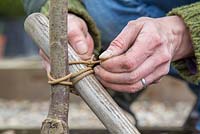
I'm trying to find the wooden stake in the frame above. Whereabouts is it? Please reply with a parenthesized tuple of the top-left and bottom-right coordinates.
(40, 0, 70, 133)
(25, 13, 140, 134)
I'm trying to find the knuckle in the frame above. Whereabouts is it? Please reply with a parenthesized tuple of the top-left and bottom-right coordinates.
(110, 37, 125, 50)
(128, 72, 140, 83)
(129, 85, 140, 92)
(121, 58, 135, 71)
(161, 36, 168, 45)
(127, 19, 143, 28)
(137, 17, 151, 22)
(97, 68, 111, 82)
(127, 20, 136, 26)
(69, 15, 85, 27)
(153, 34, 163, 45)
(102, 74, 110, 82)
(161, 52, 171, 63)
(68, 28, 79, 38)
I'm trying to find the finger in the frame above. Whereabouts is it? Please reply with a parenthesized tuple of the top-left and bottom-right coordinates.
(95, 53, 169, 84)
(94, 65, 131, 84)
(124, 53, 169, 83)
(100, 52, 142, 73)
(79, 32, 94, 60)
(97, 62, 170, 93)
(68, 28, 91, 57)
(39, 49, 51, 73)
(128, 62, 170, 91)
(41, 59, 51, 73)
(96, 76, 141, 93)
(99, 20, 144, 60)
(100, 29, 163, 73)
(39, 49, 49, 62)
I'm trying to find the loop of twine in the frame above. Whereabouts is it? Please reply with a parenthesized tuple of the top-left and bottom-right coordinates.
(47, 55, 101, 87)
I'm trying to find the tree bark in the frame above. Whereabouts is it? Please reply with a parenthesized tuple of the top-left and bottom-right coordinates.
(25, 13, 140, 134)
(40, 0, 70, 134)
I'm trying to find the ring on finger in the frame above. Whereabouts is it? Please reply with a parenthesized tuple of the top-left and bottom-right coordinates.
(141, 78, 147, 89)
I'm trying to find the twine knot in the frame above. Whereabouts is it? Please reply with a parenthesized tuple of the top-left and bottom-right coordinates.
(48, 55, 101, 86)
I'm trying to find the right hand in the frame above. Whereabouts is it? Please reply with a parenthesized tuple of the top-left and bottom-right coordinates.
(40, 13, 94, 73)
(95, 16, 192, 92)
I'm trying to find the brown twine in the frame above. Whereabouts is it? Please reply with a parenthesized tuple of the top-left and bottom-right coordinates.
(47, 55, 101, 86)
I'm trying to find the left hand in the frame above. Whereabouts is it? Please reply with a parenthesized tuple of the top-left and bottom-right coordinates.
(39, 13, 94, 73)
(94, 16, 193, 93)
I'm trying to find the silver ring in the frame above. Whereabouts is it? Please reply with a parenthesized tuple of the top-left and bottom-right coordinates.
(141, 78, 147, 89)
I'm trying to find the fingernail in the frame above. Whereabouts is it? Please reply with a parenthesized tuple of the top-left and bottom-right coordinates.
(99, 50, 113, 60)
(75, 41, 88, 55)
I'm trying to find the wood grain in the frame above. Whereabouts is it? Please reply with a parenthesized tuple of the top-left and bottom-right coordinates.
(24, 13, 140, 134)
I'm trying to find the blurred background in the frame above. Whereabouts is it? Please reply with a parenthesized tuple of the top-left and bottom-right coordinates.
(0, 1, 199, 134)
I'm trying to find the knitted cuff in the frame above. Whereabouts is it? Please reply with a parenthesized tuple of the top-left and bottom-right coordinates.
(168, 2, 200, 84)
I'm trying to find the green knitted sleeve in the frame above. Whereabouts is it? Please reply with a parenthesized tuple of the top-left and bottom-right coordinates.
(168, 2, 200, 84)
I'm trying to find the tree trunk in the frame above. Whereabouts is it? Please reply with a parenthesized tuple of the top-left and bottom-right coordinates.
(40, 0, 70, 134)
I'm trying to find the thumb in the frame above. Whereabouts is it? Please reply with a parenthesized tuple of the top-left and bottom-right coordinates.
(68, 28, 89, 56)
(99, 21, 143, 60)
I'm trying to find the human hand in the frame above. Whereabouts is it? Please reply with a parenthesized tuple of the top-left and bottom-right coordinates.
(68, 13, 94, 60)
(94, 16, 193, 93)
(40, 13, 94, 72)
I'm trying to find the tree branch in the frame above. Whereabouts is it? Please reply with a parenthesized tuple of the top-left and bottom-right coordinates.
(41, 0, 70, 133)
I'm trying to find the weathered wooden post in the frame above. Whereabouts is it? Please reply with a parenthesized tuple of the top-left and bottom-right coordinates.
(40, 0, 70, 133)
(25, 13, 140, 134)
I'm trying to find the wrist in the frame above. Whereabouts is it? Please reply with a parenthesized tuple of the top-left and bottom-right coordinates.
(158, 16, 194, 61)
(167, 16, 194, 61)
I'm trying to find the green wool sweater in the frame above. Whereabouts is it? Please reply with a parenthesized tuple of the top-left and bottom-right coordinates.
(33, 0, 200, 84)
